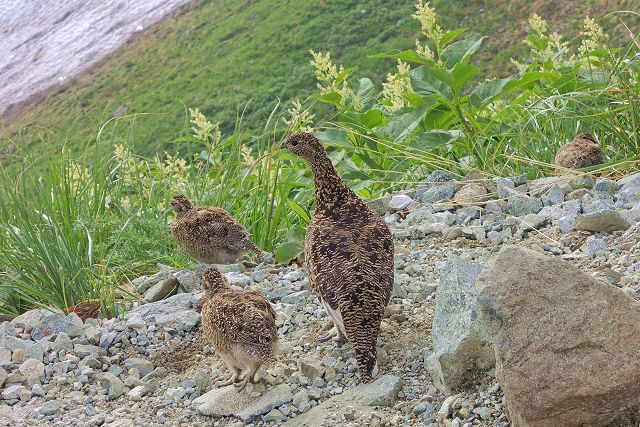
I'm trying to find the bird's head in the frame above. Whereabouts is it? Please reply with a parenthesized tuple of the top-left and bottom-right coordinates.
(201, 267, 229, 296)
(171, 194, 193, 214)
(281, 132, 326, 161)
(576, 133, 598, 145)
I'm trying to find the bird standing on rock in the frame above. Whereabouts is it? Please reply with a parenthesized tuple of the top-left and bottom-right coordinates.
(554, 133, 605, 170)
(200, 267, 277, 391)
(282, 132, 394, 382)
(170, 194, 262, 264)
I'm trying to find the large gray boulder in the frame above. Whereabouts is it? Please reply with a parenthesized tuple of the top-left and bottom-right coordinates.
(193, 383, 292, 421)
(477, 246, 640, 427)
(127, 293, 200, 330)
(425, 256, 494, 393)
(285, 375, 402, 426)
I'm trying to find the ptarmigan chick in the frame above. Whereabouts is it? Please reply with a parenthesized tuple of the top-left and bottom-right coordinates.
(282, 132, 394, 382)
(555, 133, 605, 169)
(200, 267, 277, 391)
(170, 195, 262, 264)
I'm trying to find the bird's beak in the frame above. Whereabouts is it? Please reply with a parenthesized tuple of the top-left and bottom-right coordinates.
(280, 141, 287, 149)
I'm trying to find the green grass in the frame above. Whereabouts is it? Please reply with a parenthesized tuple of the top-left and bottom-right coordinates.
(4, 0, 638, 157)
(1, 1, 638, 316)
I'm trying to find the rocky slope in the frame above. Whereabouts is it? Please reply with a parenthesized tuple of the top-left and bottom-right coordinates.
(0, 171, 639, 426)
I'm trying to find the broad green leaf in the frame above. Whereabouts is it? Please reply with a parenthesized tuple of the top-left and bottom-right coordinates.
(274, 240, 304, 264)
(379, 104, 432, 142)
(341, 109, 385, 129)
(368, 50, 436, 66)
(354, 78, 377, 106)
(286, 198, 311, 224)
(335, 67, 357, 85)
(407, 130, 461, 152)
(316, 128, 348, 147)
(440, 35, 485, 69)
(503, 71, 544, 91)
(439, 29, 467, 48)
(409, 66, 454, 100)
(315, 91, 342, 106)
(451, 63, 480, 92)
(470, 77, 514, 107)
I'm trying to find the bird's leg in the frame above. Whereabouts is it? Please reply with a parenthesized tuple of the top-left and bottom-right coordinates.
(216, 362, 241, 387)
(216, 367, 241, 387)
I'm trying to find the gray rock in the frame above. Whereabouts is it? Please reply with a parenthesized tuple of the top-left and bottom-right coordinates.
(582, 197, 615, 214)
(31, 313, 82, 341)
(0, 367, 7, 387)
(11, 309, 49, 332)
(594, 178, 618, 194)
(506, 190, 543, 217)
(283, 270, 304, 282)
(127, 293, 199, 328)
(298, 359, 324, 379)
(581, 236, 609, 255)
(519, 213, 545, 230)
(98, 373, 126, 400)
(38, 399, 61, 416)
(25, 341, 45, 362)
(135, 271, 173, 294)
(225, 272, 253, 288)
(615, 173, 640, 208)
(416, 171, 455, 196)
(99, 330, 119, 349)
(263, 408, 287, 422)
(389, 194, 413, 210)
(454, 184, 487, 205)
(558, 199, 583, 233)
(573, 210, 631, 232)
(143, 277, 179, 303)
(426, 257, 494, 393)
(0, 322, 16, 338)
(281, 290, 310, 305)
(31, 383, 44, 397)
(420, 181, 456, 204)
(194, 368, 211, 394)
(285, 375, 402, 426)
(495, 178, 516, 199)
(52, 332, 73, 351)
(2, 384, 24, 400)
(124, 357, 154, 377)
(193, 383, 293, 421)
(487, 231, 503, 246)
(176, 311, 201, 332)
(74, 344, 106, 359)
(18, 359, 45, 385)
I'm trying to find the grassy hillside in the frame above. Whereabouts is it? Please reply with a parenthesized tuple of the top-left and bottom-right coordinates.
(3, 0, 638, 156)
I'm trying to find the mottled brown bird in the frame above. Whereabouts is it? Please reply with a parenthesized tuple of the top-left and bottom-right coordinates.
(282, 132, 394, 382)
(555, 133, 605, 169)
(200, 267, 277, 391)
(170, 195, 262, 264)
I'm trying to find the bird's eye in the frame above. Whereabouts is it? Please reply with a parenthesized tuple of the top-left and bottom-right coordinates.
(291, 140, 298, 147)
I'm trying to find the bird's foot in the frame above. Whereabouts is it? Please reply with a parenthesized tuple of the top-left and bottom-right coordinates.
(216, 375, 241, 388)
(234, 375, 251, 392)
(317, 326, 347, 344)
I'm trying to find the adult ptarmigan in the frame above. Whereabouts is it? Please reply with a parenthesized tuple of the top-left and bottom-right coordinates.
(282, 132, 394, 382)
(555, 133, 605, 169)
(170, 194, 262, 264)
(200, 267, 277, 391)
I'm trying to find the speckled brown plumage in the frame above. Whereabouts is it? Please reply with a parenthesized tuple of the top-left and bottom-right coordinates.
(170, 195, 262, 264)
(282, 132, 394, 382)
(200, 267, 277, 391)
(555, 133, 605, 169)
